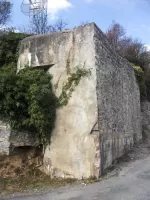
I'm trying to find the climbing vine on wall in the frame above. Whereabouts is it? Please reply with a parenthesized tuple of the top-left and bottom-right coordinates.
(0, 29, 91, 147)
(58, 68, 91, 107)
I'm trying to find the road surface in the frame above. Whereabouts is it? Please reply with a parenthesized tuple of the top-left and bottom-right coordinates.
(2, 153, 150, 200)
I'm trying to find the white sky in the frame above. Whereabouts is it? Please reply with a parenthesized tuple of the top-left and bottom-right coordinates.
(47, 0, 72, 18)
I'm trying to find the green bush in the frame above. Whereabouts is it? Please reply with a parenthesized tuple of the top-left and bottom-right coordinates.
(0, 31, 30, 67)
(131, 63, 146, 99)
(0, 64, 57, 145)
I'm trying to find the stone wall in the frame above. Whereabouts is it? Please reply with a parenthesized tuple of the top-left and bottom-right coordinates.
(94, 24, 142, 172)
(17, 23, 142, 178)
(0, 120, 39, 155)
(0, 121, 10, 155)
(141, 100, 150, 139)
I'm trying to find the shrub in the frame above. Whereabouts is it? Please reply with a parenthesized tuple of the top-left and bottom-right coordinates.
(0, 64, 57, 145)
(131, 63, 146, 99)
(0, 31, 30, 67)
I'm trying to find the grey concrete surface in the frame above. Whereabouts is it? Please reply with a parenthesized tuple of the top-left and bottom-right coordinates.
(0, 120, 39, 156)
(2, 153, 150, 200)
(17, 23, 141, 179)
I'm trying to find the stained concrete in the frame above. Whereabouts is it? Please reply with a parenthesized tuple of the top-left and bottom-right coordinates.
(0, 120, 39, 155)
(18, 23, 99, 179)
(0, 121, 10, 155)
(17, 23, 142, 179)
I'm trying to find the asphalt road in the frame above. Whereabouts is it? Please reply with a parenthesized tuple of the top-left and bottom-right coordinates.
(2, 154, 150, 200)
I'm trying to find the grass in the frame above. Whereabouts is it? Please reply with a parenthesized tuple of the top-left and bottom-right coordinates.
(0, 168, 77, 197)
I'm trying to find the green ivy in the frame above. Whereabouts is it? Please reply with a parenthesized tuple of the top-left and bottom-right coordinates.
(131, 63, 147, 99)
(58, 68, 91, 107)
(0, 31, 30, 67)
(0, 31, 90, 146)
(0, 64, 57, 146)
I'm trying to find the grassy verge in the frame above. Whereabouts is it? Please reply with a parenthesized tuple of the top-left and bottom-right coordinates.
(0, 168, 77, 197)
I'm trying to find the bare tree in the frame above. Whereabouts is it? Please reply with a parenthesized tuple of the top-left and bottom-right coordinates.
(17, 25, 32, 34)
(52, 19, 68, 32)
(106, 21, 126, 51)
(30, 10, 68, 35)
(0, 0, 12, 28)
(123, 38, 146, 65)
(30, 11, 49, 34)
(106, 21, 149, 68)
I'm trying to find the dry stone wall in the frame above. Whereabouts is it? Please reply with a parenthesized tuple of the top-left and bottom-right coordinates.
(94, 24, 142, 171)
(141, 100, 150, 139)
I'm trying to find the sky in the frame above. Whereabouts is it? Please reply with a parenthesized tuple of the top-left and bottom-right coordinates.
(10, 0, 150, 48)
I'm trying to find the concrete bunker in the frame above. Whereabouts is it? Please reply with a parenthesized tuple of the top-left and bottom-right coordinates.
(0, 121, 42, 156)
(17, 23, 142, 179)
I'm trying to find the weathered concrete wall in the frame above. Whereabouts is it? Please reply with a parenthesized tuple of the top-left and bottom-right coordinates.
(94, 24, 142, 172)
(17, 23, 142, 178)
(0, 120, 39, 155)
(18, 24, 100, 179)
(0, 121, 10, 155)
(9, 130, 38, 147)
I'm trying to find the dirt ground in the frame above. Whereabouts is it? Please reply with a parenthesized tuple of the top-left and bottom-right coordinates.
(0, 148, 76, 197)
(1, 138, 150, 198)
